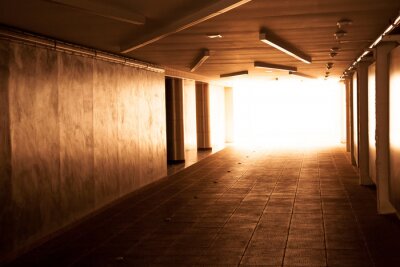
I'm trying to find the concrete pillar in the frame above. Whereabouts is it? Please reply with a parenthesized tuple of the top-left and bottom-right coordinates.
(345, 78, 351, 152)
(165, 77, 185, 163)
(196, 81, 212, 150)
(375, 42, 397, 214)
(357, 60, 374, 185)
(348, 74, 357, 165)
(224, 87, 234, 143)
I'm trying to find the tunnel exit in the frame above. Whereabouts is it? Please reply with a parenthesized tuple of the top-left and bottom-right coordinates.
(230, 78, 345, 148)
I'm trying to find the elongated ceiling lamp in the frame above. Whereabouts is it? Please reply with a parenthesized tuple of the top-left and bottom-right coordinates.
(191, 49, 210, 72)
(254, 61, 297, 72)
(289, 71, 316, 79)
(259, 32, 312, 64)
(220, 70, 248, 78)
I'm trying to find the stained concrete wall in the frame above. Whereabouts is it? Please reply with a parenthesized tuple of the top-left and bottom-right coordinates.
(0, 40, 167, 260)
(389, 46, 400, 212)
(368, 63, 377, 184)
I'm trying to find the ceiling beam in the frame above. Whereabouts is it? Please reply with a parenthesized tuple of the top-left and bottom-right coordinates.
(47, 0, 145, 25)
(120, 0, 253, 53)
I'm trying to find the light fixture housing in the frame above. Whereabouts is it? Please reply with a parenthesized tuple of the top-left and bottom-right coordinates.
(337, 18, 353, 28)
(207, 34, 222, 39)
(259, 32, 312, 64)
(334, 29, 347, 39)
(190, 49, 210, 72)
(220, 70, 248, 78)
(254, 61, 297, 72)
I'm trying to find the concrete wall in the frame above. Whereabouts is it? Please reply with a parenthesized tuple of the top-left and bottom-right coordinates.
(183, 79, 197, 150)
(353, 74, 359, 166)
(209, 84, 226, 147)
(0, 40, 167, 259)
(389, 46, 400, 211)
(368, 63, 377, 184)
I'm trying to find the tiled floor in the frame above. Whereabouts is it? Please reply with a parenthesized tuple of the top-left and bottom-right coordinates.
(8, 145, 400, 266)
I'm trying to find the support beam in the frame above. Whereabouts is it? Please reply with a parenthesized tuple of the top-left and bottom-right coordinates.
(120, 0, 252, 53)
(224, 87, 234, 143)
(345, 77, 351, 152)
(47, 0, 145, 25)
(165, 78, 185, 163)
(196, 82, 212, 150)
(357, 60, 374, 185)
(375, 42, 397, 214)
(348, 74, 357, 165)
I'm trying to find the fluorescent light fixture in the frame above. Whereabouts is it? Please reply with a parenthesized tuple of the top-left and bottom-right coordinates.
(369, 35, 382, 48)
(259, 32, 312, 64)
(395, 14, 400, 25)
(383, 24, 395, 35)
(190, 49, 210, 72)
(334, 29, 347, 39)
(207, 34, 222, 38)
(337, 18, 353, 28)
(288, 71, 315, 79)
(254, 61, 297, 72)
(220, 70, 248, 78)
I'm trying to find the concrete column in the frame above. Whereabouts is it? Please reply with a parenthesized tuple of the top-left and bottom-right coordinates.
(357, 60, 374, 185)
(348, 74, 357, 165)
(224, 87, 234, 143)
(345, 78, 351, 152)
(375, 42, 397, 214)
(196, 81, 212, 150)
(165, 77, 185, 163)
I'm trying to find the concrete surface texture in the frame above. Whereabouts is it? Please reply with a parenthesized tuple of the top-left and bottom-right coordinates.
(6, 146, 400, 266)
(389, 46, 400, 212)
(0, 40, 167, 259)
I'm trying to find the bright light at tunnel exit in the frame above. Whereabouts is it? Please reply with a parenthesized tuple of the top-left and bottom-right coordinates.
(231, 78, 345, 149)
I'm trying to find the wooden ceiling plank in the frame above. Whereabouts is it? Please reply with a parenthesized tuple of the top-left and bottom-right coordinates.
(120, 0, 253, 53)
(47, 0, 145, 25)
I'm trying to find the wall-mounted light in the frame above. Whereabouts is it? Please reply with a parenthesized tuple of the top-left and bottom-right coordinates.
(190, 49, 210, 72)
(220, 70, 248, 78)
(330, 51, 338, 58)
(326, 62, 334, 69)
(254, 61, 297, 72)
(337, 18, 353, 28)
(259, 32, 312, 64)
(334, 29, 347, 39)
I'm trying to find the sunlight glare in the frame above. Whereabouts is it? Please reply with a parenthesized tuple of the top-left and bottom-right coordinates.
(232, 77, 344, 149)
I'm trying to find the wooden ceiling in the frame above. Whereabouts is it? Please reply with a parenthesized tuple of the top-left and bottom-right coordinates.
(1, 0, 399, 80)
